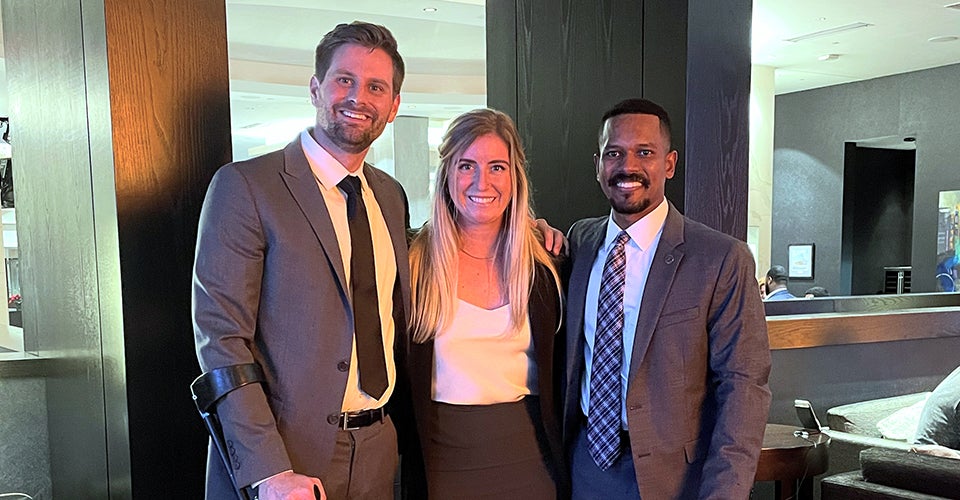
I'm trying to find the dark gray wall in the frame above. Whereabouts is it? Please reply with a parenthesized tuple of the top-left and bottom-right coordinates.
(773, 63, 960, 295)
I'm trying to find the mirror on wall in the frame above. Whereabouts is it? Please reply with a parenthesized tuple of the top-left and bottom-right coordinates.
(749, 0, 960, 311)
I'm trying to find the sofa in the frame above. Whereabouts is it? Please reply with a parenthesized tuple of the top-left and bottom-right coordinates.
(821, 447, 960, 499)
(821, 392, 929, 475)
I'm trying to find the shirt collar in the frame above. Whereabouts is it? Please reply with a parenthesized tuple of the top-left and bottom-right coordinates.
(604, 197, 669, 252)
(300, 128, 364, 190)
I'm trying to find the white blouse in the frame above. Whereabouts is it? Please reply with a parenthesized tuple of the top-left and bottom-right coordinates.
(432, 300, 538, 404)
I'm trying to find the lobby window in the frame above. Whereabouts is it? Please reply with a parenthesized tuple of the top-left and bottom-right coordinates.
(225, 1, 487, 227)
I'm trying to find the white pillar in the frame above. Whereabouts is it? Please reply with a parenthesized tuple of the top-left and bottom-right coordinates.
(749, 65, 775, 280)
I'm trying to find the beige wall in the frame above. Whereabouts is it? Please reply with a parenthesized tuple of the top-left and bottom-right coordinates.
(749, 64, 775, 280)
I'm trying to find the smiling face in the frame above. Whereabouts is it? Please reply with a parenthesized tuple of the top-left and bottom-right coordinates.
(309, 43, 400, 167)
(449, 133, 513, 232)
(596, 113, 677, 228)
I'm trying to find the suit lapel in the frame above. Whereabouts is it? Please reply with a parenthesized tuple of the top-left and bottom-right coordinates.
(565, 219, 606, 409)
(627, 204, 685, 380)
(278, 140, 349, 293)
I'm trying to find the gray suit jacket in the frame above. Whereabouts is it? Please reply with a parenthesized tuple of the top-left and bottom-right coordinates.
(562, 203, 771, 500)
(193, 138, 411, 497)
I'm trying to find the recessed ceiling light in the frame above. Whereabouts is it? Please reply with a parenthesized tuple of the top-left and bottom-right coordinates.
(928, 35, 959, 43)
(422, 7, 437, 13)
(818, 53, 840, 61)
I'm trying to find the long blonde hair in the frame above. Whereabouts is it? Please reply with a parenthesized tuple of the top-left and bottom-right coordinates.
(409, 108, 560, 343)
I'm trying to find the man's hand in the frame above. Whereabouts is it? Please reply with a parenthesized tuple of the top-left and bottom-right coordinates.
(257, 471, 326, 500)
(535, 218, 567, 256)
(910, 444, 960, 460)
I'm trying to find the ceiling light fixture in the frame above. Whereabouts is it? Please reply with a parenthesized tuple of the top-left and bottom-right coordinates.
(785, 22, 873, 43)
(928, 35, 959, 43)
(945, 2, 960, 10)
(818, 53, 840, 61)
(422, 7, 437, 13)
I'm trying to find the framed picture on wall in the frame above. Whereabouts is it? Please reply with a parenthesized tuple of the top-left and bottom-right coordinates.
(788, 244, 815, 280)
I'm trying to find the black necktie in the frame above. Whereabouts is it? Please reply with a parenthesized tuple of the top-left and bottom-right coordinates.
(338, 175, 388, 399)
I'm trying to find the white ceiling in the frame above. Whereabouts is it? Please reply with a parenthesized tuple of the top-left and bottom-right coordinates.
(224, 0, 960, 139)
(753, 0, 960, 94)
(2, 1, 957, 140)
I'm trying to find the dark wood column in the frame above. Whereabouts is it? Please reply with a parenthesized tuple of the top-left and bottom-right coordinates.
(683, 0, 752, 239)
(103, 0, 232, 495)
(487, 0, 751, 239)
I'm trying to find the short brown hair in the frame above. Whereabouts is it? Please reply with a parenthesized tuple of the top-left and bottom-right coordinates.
(314, 21, 405, 95)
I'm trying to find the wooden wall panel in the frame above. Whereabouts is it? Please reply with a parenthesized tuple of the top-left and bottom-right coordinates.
(102, 0, 231, 495)
(488, 0, 751, 237)
(488, 0, 645, 231)
(642, 0, 688, 213)
(683, 0, 752, 239)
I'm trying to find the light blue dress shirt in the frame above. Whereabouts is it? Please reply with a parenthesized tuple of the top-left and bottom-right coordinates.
(580, 198, 668, 428)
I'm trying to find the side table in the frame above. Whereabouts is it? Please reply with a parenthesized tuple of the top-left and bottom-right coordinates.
(755, 423, 830, 500)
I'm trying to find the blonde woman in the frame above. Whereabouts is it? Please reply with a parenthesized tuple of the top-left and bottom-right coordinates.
(406, 108, 564, 498)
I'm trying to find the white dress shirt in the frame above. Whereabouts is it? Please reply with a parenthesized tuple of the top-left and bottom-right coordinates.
(300, 129, 397, 412)
(580, 198, 668, 428)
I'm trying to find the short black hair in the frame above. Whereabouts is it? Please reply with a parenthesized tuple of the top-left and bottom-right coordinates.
(766, 265, 789, 284)
(599, 98, 673, 148)
(804, 286, 830, 297)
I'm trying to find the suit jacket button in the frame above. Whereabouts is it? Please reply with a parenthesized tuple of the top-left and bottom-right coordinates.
(665, 254, 675, 264)
(327, 414, 339, 425)
(337, 361, 349, 372)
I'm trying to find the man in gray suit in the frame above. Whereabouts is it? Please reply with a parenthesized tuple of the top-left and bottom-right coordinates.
(562, 98, 772, 499)
(193, 22, 412, 499)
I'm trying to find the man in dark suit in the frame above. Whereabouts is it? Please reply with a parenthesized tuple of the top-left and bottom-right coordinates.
(193, 22, 411, 499)
(562, 98, 772, 499)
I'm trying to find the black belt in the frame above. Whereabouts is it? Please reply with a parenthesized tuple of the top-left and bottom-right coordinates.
(338, 407, 386, 430)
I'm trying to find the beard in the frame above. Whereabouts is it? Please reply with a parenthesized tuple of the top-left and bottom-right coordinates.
(318, 103, 387, 154)
(611, 196, 651, 216)
(606, 171, 652, 215)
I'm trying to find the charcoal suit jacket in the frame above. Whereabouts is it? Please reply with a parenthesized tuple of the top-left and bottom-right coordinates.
(193, 137, 411, 498)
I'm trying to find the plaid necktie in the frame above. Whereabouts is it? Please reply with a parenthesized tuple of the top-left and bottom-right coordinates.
(587, 230, 630, 470)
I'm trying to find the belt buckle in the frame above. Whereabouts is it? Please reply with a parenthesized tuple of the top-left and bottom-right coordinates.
(341, 411, 360, 431)
(340, 407, 383, 430)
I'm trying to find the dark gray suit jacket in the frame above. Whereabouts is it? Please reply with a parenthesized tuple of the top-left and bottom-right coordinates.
(561, 203, 771, 500)
(193, 138, 411, 497)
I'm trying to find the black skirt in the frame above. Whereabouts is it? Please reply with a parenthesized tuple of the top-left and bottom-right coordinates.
(422, 396, 557, 500)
